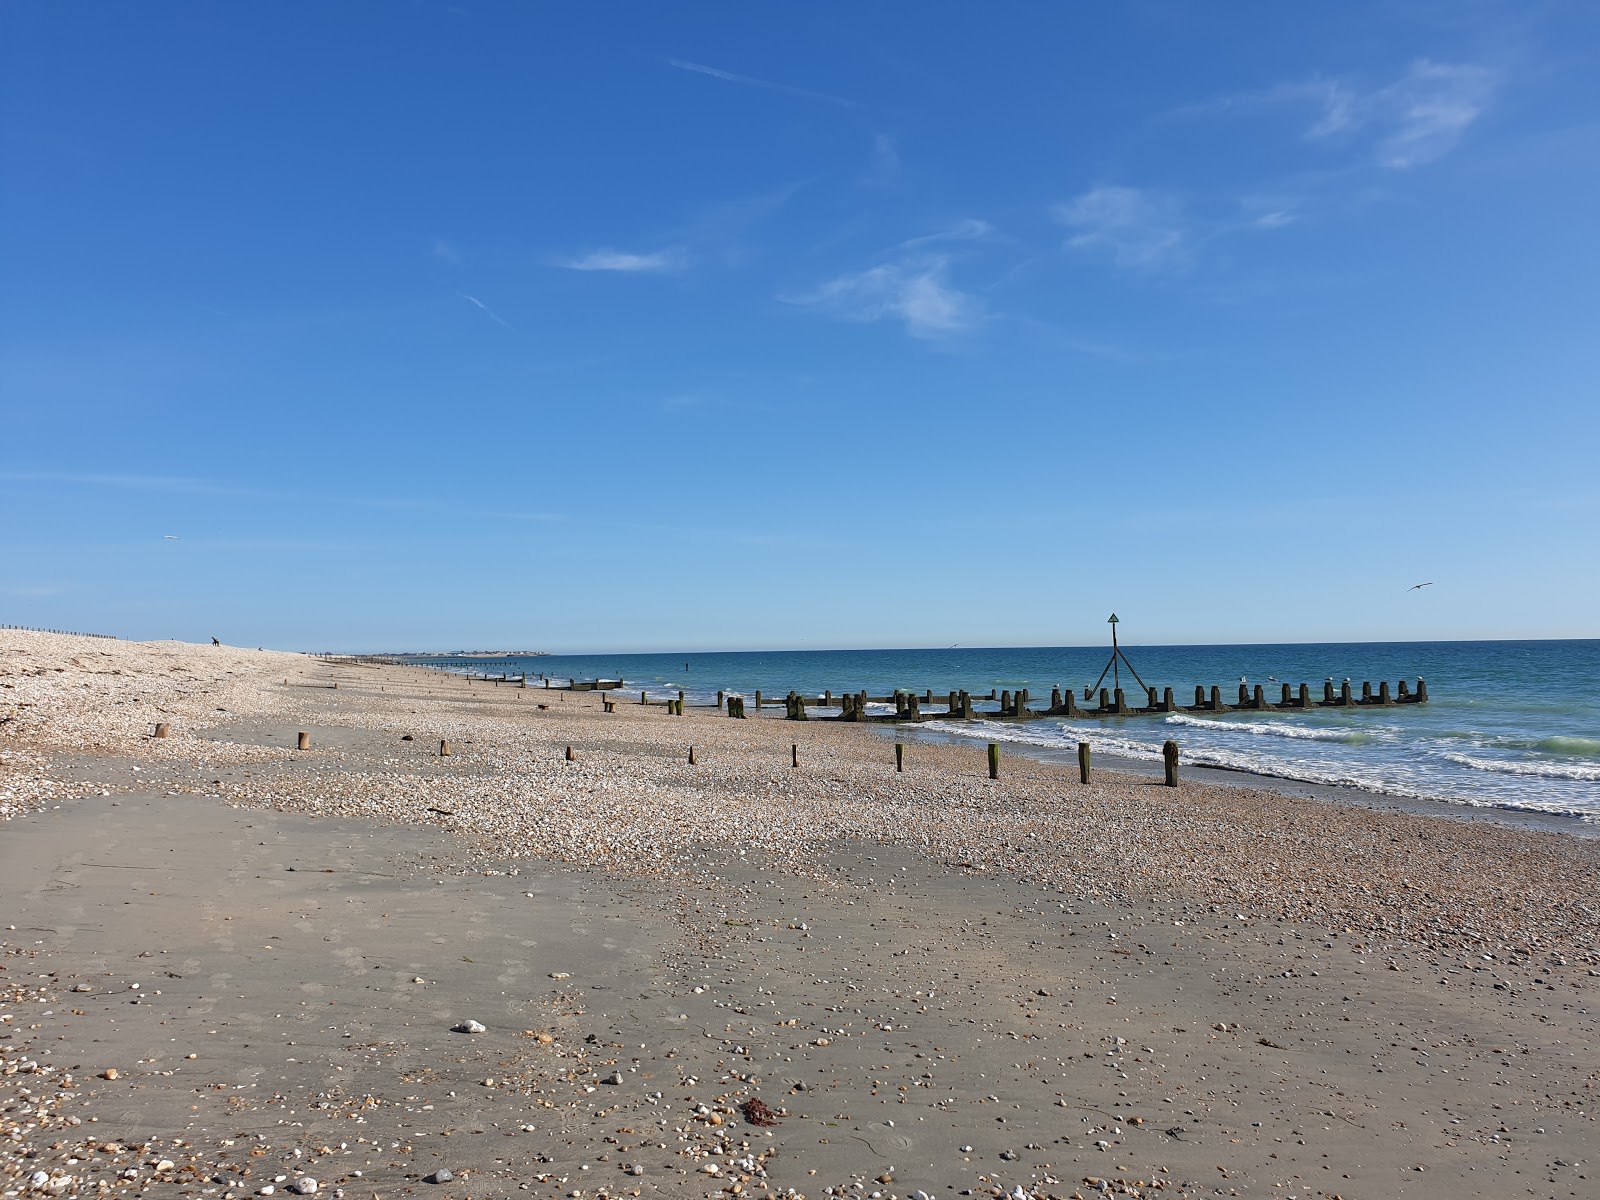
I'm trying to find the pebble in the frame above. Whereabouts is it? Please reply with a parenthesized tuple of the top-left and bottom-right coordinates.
(426, 1168, 453, 1184)
(602, 1070, 624, 1085)
(71, 983, 91, 993)
(451, 1020, 486, 1034)
(290, 1179, 318, 1195)
(99, 1068, 119, 1080)
(625, 1164, 644, 1176)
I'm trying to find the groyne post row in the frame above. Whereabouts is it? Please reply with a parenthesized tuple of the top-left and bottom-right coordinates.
(761, 679, 1426, 722)
(1, 624, 117, 639)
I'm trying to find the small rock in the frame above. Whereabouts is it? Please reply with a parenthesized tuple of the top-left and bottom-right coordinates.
(72, 983, 92, 993)
(625, 1164, 644, 1176)
(154, 1160, 175, 1172)
(912, 1191, 935, 1200)
(100, 1068, 119, 1080)
(602, 1071, 623, 1085)
(29, 1171, 50, 1191)
(549, 972, 571, 980)
(999, 1150, 1018, 1161)
(451, 1020, 486, 1034)
(426, 1169, 453, 1184)
(412, 977, 426, 985)
(290, 1179, 318, 1195)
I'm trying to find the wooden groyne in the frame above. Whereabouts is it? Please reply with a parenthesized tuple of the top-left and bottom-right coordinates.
(739, 678, 1427, 723)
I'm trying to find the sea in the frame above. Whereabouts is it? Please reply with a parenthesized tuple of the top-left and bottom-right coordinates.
(398, 641, 1600, 827)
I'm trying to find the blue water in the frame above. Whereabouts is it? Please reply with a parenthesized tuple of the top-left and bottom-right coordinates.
(403, 641, 1600, 823)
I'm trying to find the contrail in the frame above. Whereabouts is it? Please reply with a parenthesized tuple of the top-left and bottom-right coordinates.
(460, 293, 513, 329)
(665, 58, 859, 109)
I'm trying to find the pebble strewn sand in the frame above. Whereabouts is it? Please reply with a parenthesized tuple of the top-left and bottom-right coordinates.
(3, 632, 1598, 1199)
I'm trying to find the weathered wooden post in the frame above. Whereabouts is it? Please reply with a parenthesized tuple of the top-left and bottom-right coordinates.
(1299, 683, 1310, 707)
(791, 743, 798, 769)
(1253, 684, 1266, 708)
(1060, 690, 1078, 716)
(678, 689, 685, 707)
(824, 689, 833, 706)
(1281, 683, 1292, 705)
(1099, 688, 1111, 711)
(688, 746, 697, 765)
(906, 693, 921, 719)
(1239, 682, 1250, 705)
(1161, 686, 1175, 712)
(754, 690, 762, 711)
(154, 723, 170, 738)
(1397, 679, 1410, 699)
(1146, 685, 1158, 709)
(958, 690, 973, 718)
(1112, 687, 1126, 713)
(297, 731, 310, 750)
(1051, 687, 1062, 711)
(717, 690, 724, 709)
(1078, 742, 1092, 785)
(948, 690, 959, 712)
(1378, 681, 1392, 705)
(895, 742, 904, 772)
(987, 742, 1000, 780)
(1195, 685, 1206, 707)
(1340, 680, 1353, 706)
(1416, 678, 1428, 702)
(1324, 681, 1335, 704)
(1163, 740, 1179, 787)
(440, 739, 451, 756)
(895, 692, 907, 716)
(1017, 688, 1030, 715)
(1000, 689, 1011, 715)
(565, 744, 576, 761)
(1361, 681, 1373, 703)
(1211, 685, 1224, 710)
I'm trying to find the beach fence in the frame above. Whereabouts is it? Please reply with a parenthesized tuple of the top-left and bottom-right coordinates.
(0, 624, 117, 639)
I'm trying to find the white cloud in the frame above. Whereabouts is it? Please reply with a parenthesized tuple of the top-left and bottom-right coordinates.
(556, 248, 687, 273)
(898, 218, 994, 250)
(784, 256, 976, 339)
(863, 134, 899, 186)
(431, 238, 461, 265)
(1365, 60, 1498, 169)
(1054, 186, 1188, 271)
(1189, 60, 1499, 169)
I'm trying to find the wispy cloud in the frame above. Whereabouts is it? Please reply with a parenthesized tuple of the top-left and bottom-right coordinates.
(664, 57, 859, 109)
(862, 134, 899, 186)
(898, 218, 994, 250)
(1185, 59, 1499, 169)
(1054, 186, 1189, 271)
(460, 293, 512, 329)
(783, 256, 977, 340)
(431, 238, 461, 265)
(556, 247, 687, 273)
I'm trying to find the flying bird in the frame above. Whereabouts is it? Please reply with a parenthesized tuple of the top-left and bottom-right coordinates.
(1408, 581, 1433, 591)
(163, 534, 179, 540)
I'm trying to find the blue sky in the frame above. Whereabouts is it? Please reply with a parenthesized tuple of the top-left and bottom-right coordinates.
(4, 1, 1598, 652)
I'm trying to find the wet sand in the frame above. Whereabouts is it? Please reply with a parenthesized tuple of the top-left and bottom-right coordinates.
(3, 632, 1598, 1199)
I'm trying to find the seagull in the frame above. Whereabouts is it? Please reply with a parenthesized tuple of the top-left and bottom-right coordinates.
(163, 534, 179, 540)
(1408, 581, 1433, 591)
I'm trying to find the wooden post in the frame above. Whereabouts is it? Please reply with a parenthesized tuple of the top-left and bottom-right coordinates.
(640, 690, 648, 705)
(905, 693, 920, 719)
(1078, 742, 1091, 785)
(824, 689, 832, 706)
(1195, 685, 1206, 707)
(1238, 682, 1250, 705)
(1113, 687, 1126, 713)
(1146, 686, 1158, 709)
(1051, 687, 1062, 711)
(297, 731, 310, 750)
(1163, 740, 1179, 787)
(1253, 684, 1266, 708)
(1299, 683, 1310, 707)
(895, 742, 904, 772)
(1280, 683, 1292, 705)
(717, 690, 724, 709)
(1397, 679, 1410, 699)
(1161, 687, 1175, 712)
(1361, 681, 1373, 702)
(1000, 690, 1011, 715)
(154, 723, 169, 738)
(1378, 681, 1392, 705)
(791, 743, 798, 769)
(1340, 680, 1352, 706)
(987, 742, 999, 780)
(1416, 678, 1428, 702)
(688, 746, 696, 765)
(565, 745, 576, 761)
(1324, 681, 1335, 704)
(754, 690, 762, 711)
(1211, 685, 1224, 710)
(1100, 687, 1111, 711)
(440, 739, 451, 756)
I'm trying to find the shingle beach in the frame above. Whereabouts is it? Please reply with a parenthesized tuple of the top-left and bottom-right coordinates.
(2, 631, 1596, 1199)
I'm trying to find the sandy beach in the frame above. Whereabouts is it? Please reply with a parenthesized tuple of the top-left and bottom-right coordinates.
(2, 631, 1596, 1200)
